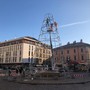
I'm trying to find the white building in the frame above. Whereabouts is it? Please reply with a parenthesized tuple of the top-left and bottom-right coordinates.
(0, 36, 51, 65)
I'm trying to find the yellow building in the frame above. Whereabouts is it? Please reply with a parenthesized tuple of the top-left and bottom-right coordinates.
(0, 36, 51, 65)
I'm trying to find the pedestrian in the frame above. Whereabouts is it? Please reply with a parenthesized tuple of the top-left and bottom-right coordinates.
(19, 67, 23, 75)
(16, 68, 19, 75)
(8, 69, 11, 76)
(22, 68, 25, 77)
(89, 68, 90, 73)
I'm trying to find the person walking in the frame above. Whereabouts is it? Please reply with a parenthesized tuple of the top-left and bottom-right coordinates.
(8, 69, 11, 76)
(16, 67, 19, 76)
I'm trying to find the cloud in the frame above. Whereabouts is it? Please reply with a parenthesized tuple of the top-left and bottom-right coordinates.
(60, 20, 89, 28)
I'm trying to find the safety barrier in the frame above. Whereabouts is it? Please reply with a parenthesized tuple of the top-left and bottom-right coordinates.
(10, 70, 17, 76)
(73, 74, 85, 78)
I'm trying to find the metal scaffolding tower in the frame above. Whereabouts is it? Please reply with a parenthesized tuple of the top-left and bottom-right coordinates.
(39, 14, 60, 70)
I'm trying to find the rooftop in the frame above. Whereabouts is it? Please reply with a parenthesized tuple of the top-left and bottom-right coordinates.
(54, 40, 90, 50)
(0, 36, 39, 43)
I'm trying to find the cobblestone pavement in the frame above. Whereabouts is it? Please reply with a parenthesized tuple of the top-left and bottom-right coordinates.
(3, 72, 90, 85)
(1, 70, 90, 90)
(1, 77, 90, 90)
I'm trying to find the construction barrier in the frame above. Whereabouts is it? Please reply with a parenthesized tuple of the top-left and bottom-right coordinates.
(73, 74, 85, 78)
(10, 70, 17, 76)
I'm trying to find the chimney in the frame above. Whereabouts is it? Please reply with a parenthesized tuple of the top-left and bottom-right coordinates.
(80, 39, 83, 43)
(73, 41, 76, 44)
(67, 42, 70, 45)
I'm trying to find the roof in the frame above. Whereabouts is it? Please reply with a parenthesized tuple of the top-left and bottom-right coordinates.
(54, 42, 90, 50)
(0, 36, 51, 48)
(0, 36, 39, 44)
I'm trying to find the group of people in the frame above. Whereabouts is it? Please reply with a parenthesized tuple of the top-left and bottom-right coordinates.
(16, 66, 25, 77)
(8, 66, 25, 77)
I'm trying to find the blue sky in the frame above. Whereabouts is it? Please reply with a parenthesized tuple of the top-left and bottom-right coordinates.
(0, 0, 90, 45)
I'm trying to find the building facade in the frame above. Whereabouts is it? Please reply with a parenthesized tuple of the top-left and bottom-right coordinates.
(0, 36, 51, 65)
(54, 40, 90, 66)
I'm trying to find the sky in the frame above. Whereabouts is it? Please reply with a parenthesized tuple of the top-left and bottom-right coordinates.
(0, 0, 90, 45)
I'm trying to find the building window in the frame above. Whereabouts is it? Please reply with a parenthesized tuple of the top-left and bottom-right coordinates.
(74, 56, 76, 60)
(20, 51, 21, 56)
(31, 52, 33, 57)
(15, 57, 17, 62)
(29, 45, 31, 50)
(81, 55, 84, 60)
(81, 48, 83, 52)
(43, 49, 45, 53)
(74, 49, 76, 53)
(61, 51, 63, 55)
(20, 45, 22, 50)
(18, 45, 19, 50)
(55, 58, 56, 61)
(67, 50, 69, 54)
(9, 58, 10, 63)
(28, 51, 30, 56)
(56, 51, 57, 55)
(19, 57, 21, 62)
(13, 57, 14, 62)
(0, 58, 1, 63)
(32, 46, 33, 51)
(40, 53, 42, 57)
